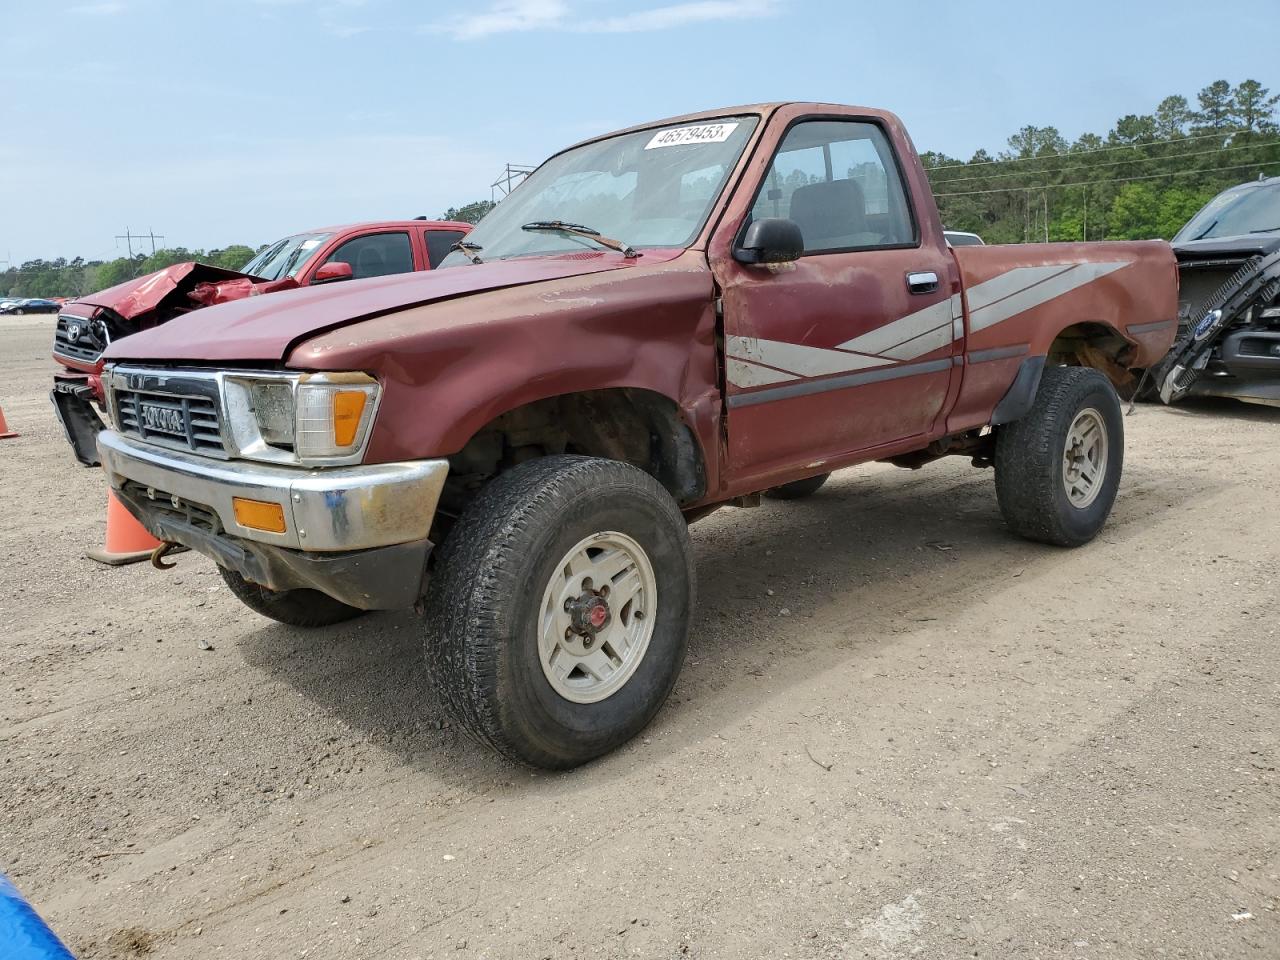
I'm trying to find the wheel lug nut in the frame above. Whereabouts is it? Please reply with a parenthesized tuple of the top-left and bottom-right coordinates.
(583, 636, 594, 648)
(599, 585, 610, 598)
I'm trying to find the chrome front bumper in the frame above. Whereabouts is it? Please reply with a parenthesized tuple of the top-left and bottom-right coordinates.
(97, 430, 448, 552)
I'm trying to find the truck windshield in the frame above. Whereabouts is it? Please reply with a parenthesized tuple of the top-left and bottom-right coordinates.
(239, 233, 332, 280)
(440, 116, 758, 267)
(1174, 182, 1280, 242)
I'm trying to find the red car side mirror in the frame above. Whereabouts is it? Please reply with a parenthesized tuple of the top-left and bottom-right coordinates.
(312, 261, 353, 284)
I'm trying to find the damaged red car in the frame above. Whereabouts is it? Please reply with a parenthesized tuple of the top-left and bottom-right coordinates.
(51, 218, 472, 465)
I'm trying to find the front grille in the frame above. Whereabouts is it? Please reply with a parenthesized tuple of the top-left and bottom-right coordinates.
(120, 480, 221, 535)
(53, 313, 107, 364)
(115, 388, 225, 455)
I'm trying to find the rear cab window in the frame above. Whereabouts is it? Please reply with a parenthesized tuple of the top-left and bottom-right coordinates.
(425, 229, 468, 269)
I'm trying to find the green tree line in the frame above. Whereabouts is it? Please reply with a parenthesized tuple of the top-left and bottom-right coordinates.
(926, 79, 1280, 242)
(1, 245, 258, 299)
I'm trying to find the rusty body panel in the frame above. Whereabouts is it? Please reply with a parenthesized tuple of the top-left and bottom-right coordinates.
(945, 241, 1179, 432)
(290, 249, 724, 492)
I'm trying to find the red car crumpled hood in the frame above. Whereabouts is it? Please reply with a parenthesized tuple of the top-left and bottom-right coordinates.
(74, 262, 258, 318)
(103, 252, 670, 365)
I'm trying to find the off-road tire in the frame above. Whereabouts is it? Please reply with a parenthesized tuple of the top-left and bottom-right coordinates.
(764, 472, 830, 500)
(423, 456, 695, 769)
(218, 567, 366, 627)
(994, 366, 1124, 547)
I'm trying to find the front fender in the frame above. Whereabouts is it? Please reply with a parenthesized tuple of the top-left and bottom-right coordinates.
(289, 251, 722, 470)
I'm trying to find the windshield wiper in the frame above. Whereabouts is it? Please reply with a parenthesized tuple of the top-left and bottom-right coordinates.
(450, 239, 484, 264)
(521, 221, 639, 258)
(1248, 226, 1280, 234)
(1190, 219, 1219, 241)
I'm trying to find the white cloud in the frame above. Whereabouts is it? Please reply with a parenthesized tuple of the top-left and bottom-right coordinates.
(430, 0, 779, 40)
(579, 0, 777, 33)
(69, 1, 125, 14)
(439, 0, 570, 40)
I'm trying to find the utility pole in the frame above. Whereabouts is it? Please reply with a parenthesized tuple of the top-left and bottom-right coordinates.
(490, 163, 535, 202)
(114, 228, 163, 257)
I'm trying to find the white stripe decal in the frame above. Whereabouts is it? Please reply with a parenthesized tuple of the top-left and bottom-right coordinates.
(963, 264, 1076, 314)
(968, 261, 1130, 332)
(727, 259, 1135, 396)
(726, 357, 795, 388)
(836, 298, 952, 355)
(726, 335, 890, 377)
(880, 322, 953, 361)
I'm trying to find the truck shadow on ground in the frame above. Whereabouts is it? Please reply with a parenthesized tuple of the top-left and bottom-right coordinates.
(236, 459, 1211, 779)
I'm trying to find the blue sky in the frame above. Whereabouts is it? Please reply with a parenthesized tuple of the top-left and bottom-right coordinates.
(1, 0, 1275, 265)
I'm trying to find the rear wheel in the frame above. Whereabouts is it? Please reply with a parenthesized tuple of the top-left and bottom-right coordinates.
(994, 366, 1124, 547)
(764, 472, 830, 501)
(218, 567, 366, 627)
(424, 456, 694, 769)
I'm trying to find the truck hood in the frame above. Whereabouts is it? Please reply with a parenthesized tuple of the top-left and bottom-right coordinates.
(103, 252, 671, 364)
(73, 261, 265, 319)
(1172, 234, 1280, 262)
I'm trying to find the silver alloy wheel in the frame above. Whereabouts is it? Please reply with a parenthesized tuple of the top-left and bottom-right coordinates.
(1062, 407, 1108, 508)
(538, 531, 658, 704)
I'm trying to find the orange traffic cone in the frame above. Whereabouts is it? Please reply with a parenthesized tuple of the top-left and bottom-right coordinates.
(0, 400, 16, 440)
(86, 490, 164, 565)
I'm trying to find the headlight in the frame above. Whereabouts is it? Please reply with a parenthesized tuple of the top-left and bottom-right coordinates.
(224, 372, 380, 466)
(295, 379, 378, 459)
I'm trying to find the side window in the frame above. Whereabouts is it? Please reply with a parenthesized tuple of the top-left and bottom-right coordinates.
(425, 229, 467, 269)
(323, 232, 413, 280)
(750, 120, 915, 253)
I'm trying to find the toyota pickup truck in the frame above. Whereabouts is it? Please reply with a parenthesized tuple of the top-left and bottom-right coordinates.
(52, 218, 472, 465)
(96, 102, 1178, 769)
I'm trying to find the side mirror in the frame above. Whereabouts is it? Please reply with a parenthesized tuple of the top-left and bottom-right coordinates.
(733, 218, 804, 265)
(311, 261, 353, 284)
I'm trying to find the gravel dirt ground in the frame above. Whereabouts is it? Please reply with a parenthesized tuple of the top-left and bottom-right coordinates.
(2, 314, 1278, 960)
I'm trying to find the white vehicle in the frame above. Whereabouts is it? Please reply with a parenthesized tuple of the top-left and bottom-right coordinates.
(944, 230, 985, 247)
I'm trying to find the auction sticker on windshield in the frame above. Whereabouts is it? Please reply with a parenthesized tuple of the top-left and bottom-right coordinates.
(645, 122, 740, 150)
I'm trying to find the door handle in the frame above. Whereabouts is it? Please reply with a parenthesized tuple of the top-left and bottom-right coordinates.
(906, 271, 939, 295)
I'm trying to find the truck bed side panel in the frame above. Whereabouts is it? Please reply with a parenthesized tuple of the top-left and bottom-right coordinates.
(947, 240, 1177, 433)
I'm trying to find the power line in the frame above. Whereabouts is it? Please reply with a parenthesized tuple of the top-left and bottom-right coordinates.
(925, 129, 1246, 171)
(933, 159, 1279, 199)
(928, 139, 1280, 185)
(113, 227, 165, 258)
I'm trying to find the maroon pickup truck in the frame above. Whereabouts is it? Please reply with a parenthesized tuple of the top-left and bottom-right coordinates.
(52, 219, 471, 465)
(96, 102, 1178, 768)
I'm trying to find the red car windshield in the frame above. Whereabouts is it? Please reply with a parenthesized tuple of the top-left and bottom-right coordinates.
(240, 233, 332, 280)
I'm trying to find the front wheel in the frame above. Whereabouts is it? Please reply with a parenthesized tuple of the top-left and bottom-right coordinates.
(424, 456, 694, 769)
(994, 366, 1124, 547)
(219, 567, 366, 627)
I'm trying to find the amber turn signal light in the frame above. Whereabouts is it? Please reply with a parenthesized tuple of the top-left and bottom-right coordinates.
(332, 390, 369, 448)
(232, 497, 287, 534)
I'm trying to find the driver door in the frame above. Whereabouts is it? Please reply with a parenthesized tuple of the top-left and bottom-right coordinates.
(711, 116, 958, 489)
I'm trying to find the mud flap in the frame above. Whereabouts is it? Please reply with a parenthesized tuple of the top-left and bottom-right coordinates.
(990, 356, 1046, 426)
